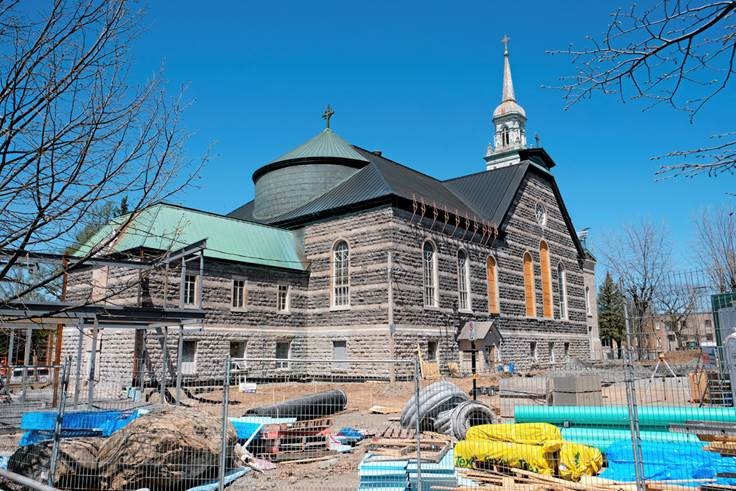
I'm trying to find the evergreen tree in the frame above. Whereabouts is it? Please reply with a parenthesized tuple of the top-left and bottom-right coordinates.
(598, 272, 626, 359)
(118, 195, 129, 216)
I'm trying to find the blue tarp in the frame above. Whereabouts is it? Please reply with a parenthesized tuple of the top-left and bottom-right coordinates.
(19, 409, 145, 446)
(601, 440, 736, 486)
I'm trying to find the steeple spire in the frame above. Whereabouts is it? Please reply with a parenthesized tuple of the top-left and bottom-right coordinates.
(501, 35, 516, 102)
(485, 35, 528, 170)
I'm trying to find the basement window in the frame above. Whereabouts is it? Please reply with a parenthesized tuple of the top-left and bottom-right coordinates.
(332, 340, 347, 370)
(276, 341, 291, 369)
(427, 341, 438, 362)
(229, 341, 245, 359)
(181, 340, 197, 375)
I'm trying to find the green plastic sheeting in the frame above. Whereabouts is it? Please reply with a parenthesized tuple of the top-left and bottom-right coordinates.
(515, 406, 736, 428)
(561, 427, 700, 452)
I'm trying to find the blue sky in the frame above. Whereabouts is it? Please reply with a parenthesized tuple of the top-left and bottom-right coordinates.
(129, 1, 733, 271)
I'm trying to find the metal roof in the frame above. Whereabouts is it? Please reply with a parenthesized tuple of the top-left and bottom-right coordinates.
(227, 146, 586, 259)
(268, 128, 369, 165)
(80, 204, 307, 271)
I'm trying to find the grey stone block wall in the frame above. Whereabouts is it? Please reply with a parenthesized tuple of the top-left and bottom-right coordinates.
(62, 169, 595, 383)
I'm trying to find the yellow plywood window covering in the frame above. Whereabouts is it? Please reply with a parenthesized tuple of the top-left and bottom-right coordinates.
(487, 256, 499, 314)
(540, 241, 553, 318)
(523, 252, 536, 317)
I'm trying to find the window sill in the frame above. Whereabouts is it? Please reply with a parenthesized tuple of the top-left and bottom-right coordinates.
(459, 309, 473, 314)
(423, 305, 440, 311)
(330, 305, 351, 312)
(230, 307, 248, 313)
(181, 303, 201, 310)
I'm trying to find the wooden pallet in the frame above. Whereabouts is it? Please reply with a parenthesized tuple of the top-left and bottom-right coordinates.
(253, 417, 332, 462)
(260, 417, 331, 439)
(379, 423, 416, 439)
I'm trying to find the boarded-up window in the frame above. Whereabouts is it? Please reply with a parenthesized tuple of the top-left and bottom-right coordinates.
(558, 263, 568, 320)
(540, 241, 553, 318)
(523, 252, 536, 317)
(486, 256, 499, 314)
(332, 340, 347, 369)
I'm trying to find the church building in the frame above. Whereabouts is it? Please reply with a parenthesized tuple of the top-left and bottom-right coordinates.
(64, 42, 601, 382)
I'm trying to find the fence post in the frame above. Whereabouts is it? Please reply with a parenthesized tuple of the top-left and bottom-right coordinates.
(218, 355, 231, 491)
(49, 357, 70, 487)
(623, 301, 645, 491)
(414, 356, 422, 490)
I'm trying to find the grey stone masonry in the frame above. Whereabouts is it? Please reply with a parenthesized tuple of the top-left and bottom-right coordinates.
(63, 167, 596, 383)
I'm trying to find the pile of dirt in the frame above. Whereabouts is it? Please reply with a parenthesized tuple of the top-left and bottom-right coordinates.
(97, 406, 237, 490)
(8, 437, 102, 490)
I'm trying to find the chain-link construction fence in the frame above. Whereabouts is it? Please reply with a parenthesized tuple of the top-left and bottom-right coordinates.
(0, 272, 735, 490)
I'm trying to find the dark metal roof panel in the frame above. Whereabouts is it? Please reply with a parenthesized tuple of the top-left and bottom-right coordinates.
(444, 163, 529, 226)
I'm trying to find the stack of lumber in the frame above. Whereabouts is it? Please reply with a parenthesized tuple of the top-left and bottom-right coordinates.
(369, 423, 452, 463)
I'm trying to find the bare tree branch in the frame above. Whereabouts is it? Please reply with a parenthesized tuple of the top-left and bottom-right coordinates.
(550, 0, 736, 177)
(0, 0, 204, 313)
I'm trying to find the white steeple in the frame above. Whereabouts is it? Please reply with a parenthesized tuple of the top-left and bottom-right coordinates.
(485, 35, 527, 170)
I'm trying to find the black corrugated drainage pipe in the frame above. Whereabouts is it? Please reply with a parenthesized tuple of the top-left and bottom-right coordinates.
(243, 389, 347, 420)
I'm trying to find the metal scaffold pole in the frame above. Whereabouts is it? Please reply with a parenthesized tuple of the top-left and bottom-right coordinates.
(623, 300, 646, 491)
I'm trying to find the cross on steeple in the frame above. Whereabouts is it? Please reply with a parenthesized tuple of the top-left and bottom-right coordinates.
(322, 104, 335, 129)
(501, 34, 510, 55)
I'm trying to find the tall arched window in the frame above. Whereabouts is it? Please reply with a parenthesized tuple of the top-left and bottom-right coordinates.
(332, 240, 349, 307)
(457, 249, 470, 311)
(558, 262, 568, 320)
(486, 256, 499, 314)
(501, 126, 510, 146)
(523, 252, 536, 317)
(539, 241, 553, 318)
(422, 241, 438, 307)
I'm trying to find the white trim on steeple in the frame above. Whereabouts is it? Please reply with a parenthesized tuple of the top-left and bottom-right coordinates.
(485, 35, 527, 170)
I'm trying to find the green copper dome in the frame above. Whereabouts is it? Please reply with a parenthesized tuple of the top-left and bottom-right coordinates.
(252, 127, 369, 221)
(268, 128, 368, 165)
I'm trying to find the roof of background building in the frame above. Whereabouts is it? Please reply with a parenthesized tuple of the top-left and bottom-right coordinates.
(79, 204, 307, 271)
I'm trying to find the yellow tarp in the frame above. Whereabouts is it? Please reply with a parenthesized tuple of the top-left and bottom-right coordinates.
(454, 439, 561, 475)
(460, 423, 603, 481)
(465, 423, 561, 445)
(558, 442, 603, 481)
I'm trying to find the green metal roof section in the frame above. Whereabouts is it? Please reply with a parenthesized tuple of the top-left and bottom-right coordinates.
(269, 128, 369, 164)
(79, 204, 307, 271)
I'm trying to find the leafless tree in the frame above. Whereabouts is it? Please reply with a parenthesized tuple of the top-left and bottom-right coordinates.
(603, 221, 671, 358)
(0, 0, 201, 310)
(655, 281, 698, 349)
(550, 0, 736, 177)
(695, 206, 736, 291)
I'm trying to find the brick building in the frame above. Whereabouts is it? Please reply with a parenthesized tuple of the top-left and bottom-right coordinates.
(64, 44, 600, 383)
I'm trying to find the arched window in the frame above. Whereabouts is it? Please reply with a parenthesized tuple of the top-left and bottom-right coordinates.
(332, 240, 349, 307)
(457, 249, 471, 311)
(585, 286, 591, 316)
(523, 252, 536, 317)
(539, 241, 553, 318)
(501, 126, 510, 146)
(558, 262, 568, 320)
(486, 256, 499, 314)
(422, 241, 438, 307)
